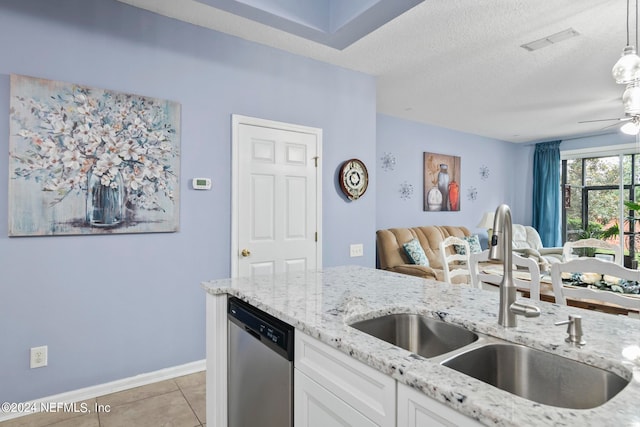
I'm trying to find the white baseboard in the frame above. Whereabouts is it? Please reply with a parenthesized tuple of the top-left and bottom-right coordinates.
(0, 359, 206, 422)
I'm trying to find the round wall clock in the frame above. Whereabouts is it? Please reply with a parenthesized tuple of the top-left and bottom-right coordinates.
(339, 158, 368, 200)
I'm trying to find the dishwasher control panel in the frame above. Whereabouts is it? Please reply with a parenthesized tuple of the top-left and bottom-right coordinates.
(259, 323, 285, 345)
(228, 297, 294, 359)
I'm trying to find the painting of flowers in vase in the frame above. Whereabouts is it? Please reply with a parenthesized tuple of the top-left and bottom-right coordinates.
(423, 152, 461, 212)
(8, 74, 180, 236)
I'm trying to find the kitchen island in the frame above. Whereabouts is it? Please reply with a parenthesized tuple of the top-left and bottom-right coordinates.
(202, 266, 640, 426)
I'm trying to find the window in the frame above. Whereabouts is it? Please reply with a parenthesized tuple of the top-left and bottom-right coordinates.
(561, 148, 639, 266)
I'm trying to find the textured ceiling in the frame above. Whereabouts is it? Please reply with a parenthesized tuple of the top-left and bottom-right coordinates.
(117, 0, 628, 144)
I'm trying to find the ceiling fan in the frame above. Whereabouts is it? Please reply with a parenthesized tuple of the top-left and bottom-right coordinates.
(579, 115, 640, 135)
(580, 0, 640, 135)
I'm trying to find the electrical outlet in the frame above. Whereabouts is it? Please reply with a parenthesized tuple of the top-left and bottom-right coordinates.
(350, 243, 364, 257)
(30, 345, 48, 369)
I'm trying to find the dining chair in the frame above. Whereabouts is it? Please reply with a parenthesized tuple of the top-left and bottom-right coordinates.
(550, 257, 640, 311)
(439, 236, 471, 285)
(562, 238, 622, 263)
(469, 249, 541, 301)
(468, 249, 500, 290)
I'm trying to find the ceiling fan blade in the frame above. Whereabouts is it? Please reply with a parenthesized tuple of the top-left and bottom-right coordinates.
(600, 122, 625, 130)
(578, 118, 629, 123)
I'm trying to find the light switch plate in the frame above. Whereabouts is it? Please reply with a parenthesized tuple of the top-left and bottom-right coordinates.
(350, 243, 364, 257)
(30, 345, 48, 368)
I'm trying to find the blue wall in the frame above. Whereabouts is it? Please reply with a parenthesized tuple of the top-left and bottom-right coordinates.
(0, 0, 376, 402)
(376, 114, 532, 247)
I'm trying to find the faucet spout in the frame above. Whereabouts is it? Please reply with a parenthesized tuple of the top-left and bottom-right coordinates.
(489, 204, 540, 327)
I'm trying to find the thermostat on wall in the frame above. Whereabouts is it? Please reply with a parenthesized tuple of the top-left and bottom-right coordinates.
(192, 178, 212, 190)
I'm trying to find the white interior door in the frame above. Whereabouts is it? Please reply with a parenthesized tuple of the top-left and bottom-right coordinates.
(232, 115, 322, 277)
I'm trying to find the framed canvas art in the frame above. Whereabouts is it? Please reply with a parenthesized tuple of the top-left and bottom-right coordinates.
(424, 152, 461, 212)
(9, 74, 181, 236)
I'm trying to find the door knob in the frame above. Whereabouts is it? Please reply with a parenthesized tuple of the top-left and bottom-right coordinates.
(241, 249, 251, 257)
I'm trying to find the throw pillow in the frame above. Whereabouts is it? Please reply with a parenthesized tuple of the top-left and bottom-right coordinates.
(403, 239, 429, 266)
(455, 235, 482, 255)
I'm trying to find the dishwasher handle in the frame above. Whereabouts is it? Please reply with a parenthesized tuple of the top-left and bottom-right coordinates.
(244, 325, 261, 340)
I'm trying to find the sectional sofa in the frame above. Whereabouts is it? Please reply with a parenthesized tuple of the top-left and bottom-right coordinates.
(376, 225, 472, 282)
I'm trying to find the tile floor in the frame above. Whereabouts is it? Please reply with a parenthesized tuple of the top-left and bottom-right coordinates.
(0, 371, 205, 427)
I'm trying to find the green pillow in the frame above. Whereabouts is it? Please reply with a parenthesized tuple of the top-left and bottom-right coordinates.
(455, 235, 482, 255)
(402, 238, 429, 266)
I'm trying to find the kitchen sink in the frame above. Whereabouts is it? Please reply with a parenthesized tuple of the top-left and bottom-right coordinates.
(441, 343, 629, 409)
(349, 313, 478, 358)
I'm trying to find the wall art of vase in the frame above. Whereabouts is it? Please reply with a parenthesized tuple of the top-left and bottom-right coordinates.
(423, 152, 461, 212)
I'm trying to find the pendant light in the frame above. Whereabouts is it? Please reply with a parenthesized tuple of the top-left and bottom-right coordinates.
(612, 0, 640, 84)
(624, 80, 640, 114)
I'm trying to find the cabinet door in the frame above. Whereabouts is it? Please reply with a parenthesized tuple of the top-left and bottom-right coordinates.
(397, 383, 481, 427)
(295, 332, 395, 426)
(295, 369, 377, 427)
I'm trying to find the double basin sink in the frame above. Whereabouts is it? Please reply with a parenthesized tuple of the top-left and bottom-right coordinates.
(349, 313, 629, 409)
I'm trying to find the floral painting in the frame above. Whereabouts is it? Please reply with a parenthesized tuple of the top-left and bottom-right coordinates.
(8, 74, 180, 236)
(424, 152, 461, 212)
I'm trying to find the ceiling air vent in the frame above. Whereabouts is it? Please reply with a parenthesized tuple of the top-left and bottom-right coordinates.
(521, 28, 580, 52)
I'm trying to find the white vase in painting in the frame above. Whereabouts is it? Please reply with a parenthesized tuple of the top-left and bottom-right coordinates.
(427, 187, 443, 211)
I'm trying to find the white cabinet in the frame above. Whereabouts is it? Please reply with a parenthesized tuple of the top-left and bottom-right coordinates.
(294, 332, 482, 427)
(295, 332, 396, 427)
(295, 369, 378, 427)
(397, 383, 481, 427)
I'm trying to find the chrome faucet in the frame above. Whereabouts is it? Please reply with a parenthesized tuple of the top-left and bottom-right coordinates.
(488, 204, 541, 327)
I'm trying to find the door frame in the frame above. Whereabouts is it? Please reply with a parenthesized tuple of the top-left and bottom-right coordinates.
(231, 114, 323, 277)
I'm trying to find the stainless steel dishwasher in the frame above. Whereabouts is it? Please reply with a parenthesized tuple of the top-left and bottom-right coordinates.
(227, 297, 294, 427)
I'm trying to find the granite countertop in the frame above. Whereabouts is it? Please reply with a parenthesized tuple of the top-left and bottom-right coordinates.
(201, 265, 640, 426)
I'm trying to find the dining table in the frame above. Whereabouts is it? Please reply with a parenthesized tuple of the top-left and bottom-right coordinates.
(480, 264, 640, 317)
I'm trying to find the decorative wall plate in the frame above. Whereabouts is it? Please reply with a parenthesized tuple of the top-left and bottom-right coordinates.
(399, 181, 414, 200)
(467, 186, 478, 201)
(339, 158, 368, 200)
(479, 165, 490, 180)
(380, 152, 396, 171)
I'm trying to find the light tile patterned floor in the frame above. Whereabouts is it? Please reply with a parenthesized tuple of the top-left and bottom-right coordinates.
(0, 371, 206, 427)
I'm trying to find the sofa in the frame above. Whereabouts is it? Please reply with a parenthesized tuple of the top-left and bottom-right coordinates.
(376, 225, 472, 282)
(376, 224, 563, 283)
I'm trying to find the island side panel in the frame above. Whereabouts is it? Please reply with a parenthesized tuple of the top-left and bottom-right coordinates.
(206, 292, 228, 427)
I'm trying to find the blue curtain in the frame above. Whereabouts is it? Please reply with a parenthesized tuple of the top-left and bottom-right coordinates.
(532, 141, 561, 247)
